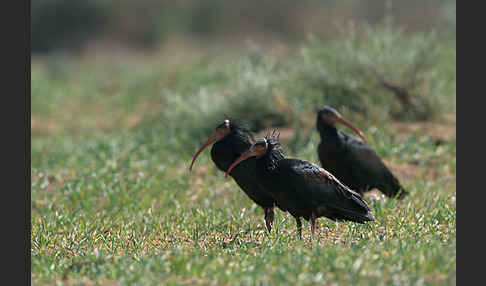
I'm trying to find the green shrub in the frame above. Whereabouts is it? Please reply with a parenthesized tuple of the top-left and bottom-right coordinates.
(280, 20, 456, 121)
(32, 19, 455, 147)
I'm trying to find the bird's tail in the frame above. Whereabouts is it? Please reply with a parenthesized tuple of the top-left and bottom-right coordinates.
(325, 193, 375, 224)
(380, 171, 409, 199)
(394, 185, 408, 199)
(329, 206, 375, 224)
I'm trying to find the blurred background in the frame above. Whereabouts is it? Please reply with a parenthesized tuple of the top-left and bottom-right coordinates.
(32, 0, 455, 54)
(31, 0, 456, 155)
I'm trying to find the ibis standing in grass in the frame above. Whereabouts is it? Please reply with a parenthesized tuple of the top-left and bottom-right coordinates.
(189, 119, 277, 233)
(316, 106, 408, 199)
(225, 132, 374, 239)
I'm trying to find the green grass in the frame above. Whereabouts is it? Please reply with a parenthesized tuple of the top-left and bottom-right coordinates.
(31, 124, 456, 285)
(32, 23, 456, 285)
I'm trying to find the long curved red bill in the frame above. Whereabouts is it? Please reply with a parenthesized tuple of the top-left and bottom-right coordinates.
(337, 117, 368, 144)
(224, 148, 258, 178)
(189, 131, 225, 172)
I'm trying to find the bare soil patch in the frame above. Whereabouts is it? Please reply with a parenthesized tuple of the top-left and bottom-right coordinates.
(390, 114, 456, 142)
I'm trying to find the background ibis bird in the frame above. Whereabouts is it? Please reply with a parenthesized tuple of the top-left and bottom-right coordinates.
(225, 132, 374, 239)
(316, 106, 408, 199)
(189, 119, 277, 232)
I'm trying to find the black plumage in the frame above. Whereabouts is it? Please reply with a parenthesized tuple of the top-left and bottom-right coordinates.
(316, 106, 408, 199)
(189, 119, 276, 232)
(225, 132, 374, 239)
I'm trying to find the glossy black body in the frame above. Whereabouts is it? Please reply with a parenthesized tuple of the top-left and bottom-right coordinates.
(316, 116, 408, 199)
(210, 123, 276, 210)
(254, 137, 374, 224)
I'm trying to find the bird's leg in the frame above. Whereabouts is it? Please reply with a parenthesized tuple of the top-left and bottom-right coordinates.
(264, 207, 274, 234)
(311, 213, 317, 239)
(295, 217, 302, 240)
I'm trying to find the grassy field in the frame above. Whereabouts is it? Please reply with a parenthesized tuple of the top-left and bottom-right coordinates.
(31, 24, 456, 285)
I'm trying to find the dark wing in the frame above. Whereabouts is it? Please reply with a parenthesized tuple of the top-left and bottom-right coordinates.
(279, 159, 374, 222)
(340, 131, 407, 198)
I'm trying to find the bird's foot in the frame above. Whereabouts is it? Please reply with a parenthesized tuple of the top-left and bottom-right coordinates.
(296, 217, 303, 240)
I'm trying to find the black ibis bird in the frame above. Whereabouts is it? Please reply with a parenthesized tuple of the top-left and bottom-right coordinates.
(189, 119, 277, 233)
(225, 132, 374, 239)
(316, 106, 408, 199)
